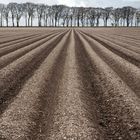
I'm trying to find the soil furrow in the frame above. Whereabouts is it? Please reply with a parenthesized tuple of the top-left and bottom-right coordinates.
(94, 33, 140, 53)
(0, 33, 39, 44)
(0, 30, 71, 140)
(79, 30, 140, 67)
(0, 30, 58, 48)
(99, 33, 140, 47)
(0, 30, 66, 115)
(43, 30, 103, 140)
(79, 31, 140, 97)
(0, 28, 139, 140)
(76, 31, 140, 140)
(0, 29, 63, 45)
(0, 33, 41, 49)
(0, 30, 65, 67)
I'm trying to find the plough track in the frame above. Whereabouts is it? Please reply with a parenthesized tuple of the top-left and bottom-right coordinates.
(0, 28, 139, 140)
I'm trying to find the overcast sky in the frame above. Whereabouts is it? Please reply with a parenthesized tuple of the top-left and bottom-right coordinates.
(0, 0, 140, 8)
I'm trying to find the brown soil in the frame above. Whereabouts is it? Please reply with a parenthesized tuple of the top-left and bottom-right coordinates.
(0, 28, 139, 140)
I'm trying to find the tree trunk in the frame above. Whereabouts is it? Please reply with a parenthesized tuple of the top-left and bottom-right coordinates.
(70, 17, 72, 27)
(52, 19, 54, 26)
(58, 18, 59, 26)
(45, 17, 48, 27)
(28, 17, 30, 26)
(25, 14, 27, 27)
(123, 19, 125, 26)
(96, 18, 99, 27)
(17, 20, 19, 27)
(0, 13, 2, 27)
(66, 18, 69, 27)
(130, 19, 133, 27)
(49, 16, 51, 26)
(136, 18, 139, 27)
(38, 17, 41, 27)
(55, 18, 57, 27)
(12, 14, 15, 27)
(120, 18, 123, 26)
(104, 17, 108, 27)
(74, 18, 76, 27)
(63, 19, 66, 27)
(31, 17, 33, 27)
(135, 18, 137, 27)
(103, 19, 105, 26)
(81, 19, 84, 27)
(39, 20, 41, 27)
(77, 16, 79, 27)
(12, 17, 14, 27)
(106, 18, 108, 26)
(86, 18, 88, 26)
(126, 17, 129, 27)
(6, 18, 8, 27)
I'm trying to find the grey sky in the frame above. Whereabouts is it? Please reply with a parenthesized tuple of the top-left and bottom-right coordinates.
(0, 0, 140, 8)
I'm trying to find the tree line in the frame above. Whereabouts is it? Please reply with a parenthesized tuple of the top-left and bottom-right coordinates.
(0, 2, 140, 27)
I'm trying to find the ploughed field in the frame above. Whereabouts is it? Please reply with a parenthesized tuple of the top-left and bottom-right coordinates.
(0, 28, 140, 140)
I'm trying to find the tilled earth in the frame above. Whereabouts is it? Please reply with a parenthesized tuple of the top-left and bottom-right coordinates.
(0, 28, 140, 140)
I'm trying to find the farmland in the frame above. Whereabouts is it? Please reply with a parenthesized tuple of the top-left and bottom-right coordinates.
(0, 28, 140, 140)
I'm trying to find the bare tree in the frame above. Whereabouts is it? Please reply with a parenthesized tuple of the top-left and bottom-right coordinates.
(60, 6, 69, 27)
(15, 3, 23, 27)
(8, 3, 17, 27)
(48, 6, 54, 26)
(3, 5, 10, 27)
(57, 5, 66, 26)
(0, 4, 5, 27)
(65, 8, 70, 27)
(53, 5, 59, 27)
(69, 7, 74, 27)
(129, 7, 136, 26)
(95, 8, 103, 26)
(42, 5, 49, 26)
(102, 7, 113, 26)
(135, 10, 140, 26)
(74, 7, 81, 27)
(51, 5, 65, 27)
(111, 8, 122, 26)
(24, 3, 35, 27)
(79, 7, 87, 27)
(84, 8, 90, 26)
(22, 3, 28, 26)
(89, 8, 96, 27)
(36, 4, 45, 27)
(71, 7, 78, 26)
(122, 6, 136, 27)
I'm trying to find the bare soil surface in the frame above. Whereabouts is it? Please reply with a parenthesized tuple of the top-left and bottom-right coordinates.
(0, 28, 139, 140)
